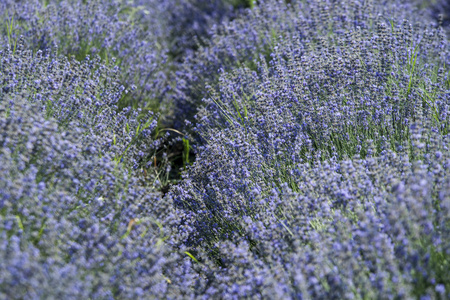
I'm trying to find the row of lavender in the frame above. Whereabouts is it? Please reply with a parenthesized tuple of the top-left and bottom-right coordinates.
(1, 0, 450, 299)
(0, 0, 243, 297)
(169, 0, 450, 298)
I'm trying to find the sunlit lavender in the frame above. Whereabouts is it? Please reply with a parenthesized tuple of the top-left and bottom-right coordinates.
(1, 0, 449, 299)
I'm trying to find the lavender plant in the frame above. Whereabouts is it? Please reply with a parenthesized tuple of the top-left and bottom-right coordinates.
(0, 0, 251, 114)
(175, 142, 450, 298)
(0, 41, 199, 298)
(167, 0, 435, 130)
(0, 37, 168, 178)
(0, 98, 198, 298)
(171, 97, 450, 299)
(0, 0, 172, 112)
(169, 1, 450, 298)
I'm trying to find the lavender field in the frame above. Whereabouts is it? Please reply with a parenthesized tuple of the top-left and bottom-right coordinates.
(1, 0, 449, 299)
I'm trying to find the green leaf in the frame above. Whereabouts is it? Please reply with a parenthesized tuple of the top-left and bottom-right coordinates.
(184, 251, 199, 263)
(15, 215, 24, 231)
(182, 138, 190, 168)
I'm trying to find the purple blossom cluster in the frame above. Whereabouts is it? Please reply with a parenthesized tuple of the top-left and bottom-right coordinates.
(1, 0, 450, 298)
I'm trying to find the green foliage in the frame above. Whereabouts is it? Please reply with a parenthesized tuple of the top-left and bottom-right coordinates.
(182, 138, 191, 169)
(5, 16, 18, 53)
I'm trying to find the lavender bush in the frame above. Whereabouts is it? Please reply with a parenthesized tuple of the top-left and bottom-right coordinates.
(169, 0, 450, 298)
(0, 38, 166, 175)
(0, 0, 247, 114)
(167, 0, 436, 130)
(0, 41, 199, 298)
(0, 99, 194, 298)
(1, 0, 173, 112)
